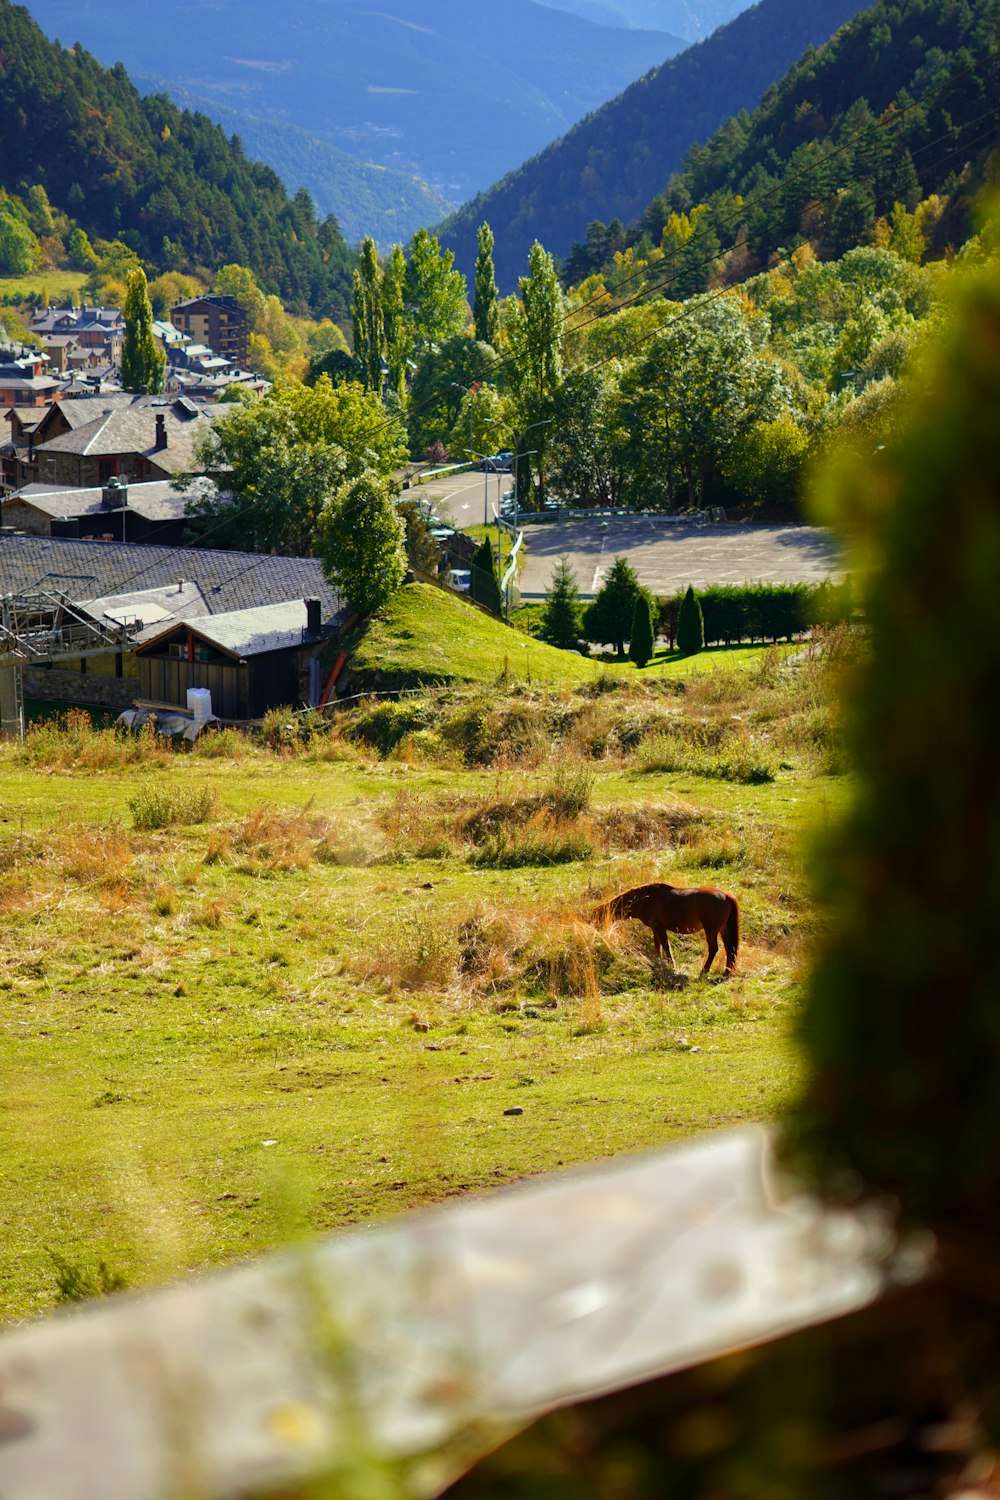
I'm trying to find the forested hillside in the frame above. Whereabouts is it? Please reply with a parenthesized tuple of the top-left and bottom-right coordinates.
(572, 0, 1000, 295)
(132, 79, 454, 252)
(0, 1, 354, 318)
(23, 0, 684, 212)
(439, 0, 868, 289)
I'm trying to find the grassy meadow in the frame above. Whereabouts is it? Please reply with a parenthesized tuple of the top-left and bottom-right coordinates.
(0, 639, 853, 1324)
(0, 268, 88, 303)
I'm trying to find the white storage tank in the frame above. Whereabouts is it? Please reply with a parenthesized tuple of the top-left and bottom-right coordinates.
(186, 687, 213, 720)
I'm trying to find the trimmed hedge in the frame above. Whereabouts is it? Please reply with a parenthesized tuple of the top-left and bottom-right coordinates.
(658, 579, 852, 647)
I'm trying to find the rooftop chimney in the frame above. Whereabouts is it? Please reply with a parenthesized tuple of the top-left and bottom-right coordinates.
(305, 598, 322, 637)
(102, 475, 127, 509)
(154, 413, 167, 451)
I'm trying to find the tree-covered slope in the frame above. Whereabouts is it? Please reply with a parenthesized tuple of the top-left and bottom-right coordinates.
(438, 0, 869, 289)
(134, 77, 455, 252)
(605, 0, 1000, 291)
(0, 0, 354, 317)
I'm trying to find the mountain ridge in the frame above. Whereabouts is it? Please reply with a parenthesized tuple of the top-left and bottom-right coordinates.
(438, 0, 870, 289)
(22, 0, 687, 226)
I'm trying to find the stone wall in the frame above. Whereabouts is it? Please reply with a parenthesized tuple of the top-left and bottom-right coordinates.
(24, 660, 139, 712)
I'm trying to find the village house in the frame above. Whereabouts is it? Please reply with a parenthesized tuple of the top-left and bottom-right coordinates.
(0, 344, 62, 410)
(169, 295, 249, 368)
(30, 305, 124, 369)
(25, 394, 218, 491)
(0, 474, 211, 544)
(0, 533, 347, 714)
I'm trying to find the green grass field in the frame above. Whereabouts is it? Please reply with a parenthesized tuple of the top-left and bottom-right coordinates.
(0, 644, 850, 1324)
(0, 268, 88, 303)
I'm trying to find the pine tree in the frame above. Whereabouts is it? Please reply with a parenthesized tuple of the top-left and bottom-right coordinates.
(628, 593, 655, 667)
(582, 556, 641, 658)
(540, 556, 582, 649)
(473, 222, 499, 346)
(120, 266, 165, 395)
(470, 537, 503, 615)
(677, 584, 704, 655)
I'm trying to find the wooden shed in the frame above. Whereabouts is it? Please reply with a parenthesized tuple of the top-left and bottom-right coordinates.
(134, 599, 324, 720)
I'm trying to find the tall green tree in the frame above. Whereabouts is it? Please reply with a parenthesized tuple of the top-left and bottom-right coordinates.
(406, 336, 498, 457)
(540, 556, 582, 650)
(582, 556, 641, 658)
(505, 241, 563, 505)
(352, 237, 384, 394)
(382, 243, 410, 398)
(0, 198, 39, 277)
(319, 471, 406, 616)
(184, 375, 406, 555)
(473, 222, 499, 346)
(120, 266, 165, 395)
(405, 228, 468, 353)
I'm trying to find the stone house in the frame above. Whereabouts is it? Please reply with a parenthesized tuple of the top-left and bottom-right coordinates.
(0, 533, 347, 713)
(29, 396, 218, 490)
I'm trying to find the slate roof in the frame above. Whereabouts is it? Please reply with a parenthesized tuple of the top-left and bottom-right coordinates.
(80, 580, 211, 640)
(36, 405, 218, 474)
(138, 600, 323, 659)
(4, 480, 207, 523)
(0, 534, 346, 622)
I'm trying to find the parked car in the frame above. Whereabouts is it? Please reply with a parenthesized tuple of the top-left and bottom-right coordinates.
(446, 568, 471, 593)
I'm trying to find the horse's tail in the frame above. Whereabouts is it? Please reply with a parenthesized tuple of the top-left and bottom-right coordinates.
(723, 895, 740, 972)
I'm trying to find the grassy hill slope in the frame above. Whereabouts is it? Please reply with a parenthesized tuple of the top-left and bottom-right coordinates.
(346, 583, 599, 690)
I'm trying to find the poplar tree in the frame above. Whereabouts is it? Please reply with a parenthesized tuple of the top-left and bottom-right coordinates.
(381, 243, 409, 398)
(120, 266, 165, 395)
(473, 222, 499, 346)
(352, 236, 384, 394)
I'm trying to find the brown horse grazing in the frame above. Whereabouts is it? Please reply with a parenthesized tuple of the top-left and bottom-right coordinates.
(593, 882, 739, 976)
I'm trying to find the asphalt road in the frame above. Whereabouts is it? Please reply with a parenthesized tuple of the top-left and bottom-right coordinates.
(416, 476, 844, 599)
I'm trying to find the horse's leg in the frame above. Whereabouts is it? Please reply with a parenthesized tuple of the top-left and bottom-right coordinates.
(655, 926, 676, 969)
(700, 925, 720, 976)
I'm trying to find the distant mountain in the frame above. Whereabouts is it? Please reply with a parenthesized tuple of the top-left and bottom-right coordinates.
(0, 1, 354, 318)
(541, 0, 754, 42)
(133, 74, 454, 249)
(438, 0, 870, 290)
(22, 0, 686, 213)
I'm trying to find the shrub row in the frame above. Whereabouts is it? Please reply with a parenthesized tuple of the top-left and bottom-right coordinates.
(659, 579, 854, 648)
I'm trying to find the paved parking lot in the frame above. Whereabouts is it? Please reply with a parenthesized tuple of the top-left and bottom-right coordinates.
(517, 516, 843, 598)
(413, 475, 843, 598)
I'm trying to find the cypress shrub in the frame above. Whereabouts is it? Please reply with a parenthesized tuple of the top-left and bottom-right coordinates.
(470, 538, 503, 615)
(676, 584, 704, 655)
(628, 593, 655, 667)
